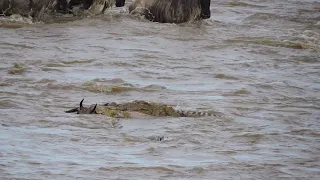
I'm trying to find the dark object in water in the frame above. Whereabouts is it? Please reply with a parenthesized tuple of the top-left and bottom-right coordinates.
(66, 99, 217, 118)
(147, 135, 167, 141)
(65, 99, 97, 114)
(0, 0, 115, 21)
(115, 0, 211, 23)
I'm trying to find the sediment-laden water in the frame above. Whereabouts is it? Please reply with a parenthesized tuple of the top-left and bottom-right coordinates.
(0, 0, 319, 179)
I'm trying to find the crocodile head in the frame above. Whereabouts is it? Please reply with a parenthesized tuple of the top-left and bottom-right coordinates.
(65, 99, 97, 114)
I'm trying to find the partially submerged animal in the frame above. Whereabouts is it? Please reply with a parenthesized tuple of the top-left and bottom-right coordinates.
(66, 99, 217, 118)
(65, 99, 97, 114)
(115, 0, 211, 23)
(0, 0, 116, 21)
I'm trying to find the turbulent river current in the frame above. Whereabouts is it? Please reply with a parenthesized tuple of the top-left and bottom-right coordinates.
(0, 0, 319, 179)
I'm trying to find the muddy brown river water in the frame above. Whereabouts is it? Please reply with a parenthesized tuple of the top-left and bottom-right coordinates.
(0, 0, 319, 179)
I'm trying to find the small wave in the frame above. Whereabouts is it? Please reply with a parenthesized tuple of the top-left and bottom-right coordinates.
(44, 62, 69, 67)
(36, 79, 57, 84)
(226, 37, 318, 50)
(136, 53, 159, 59)
(299, 30, 319, 49)
(27, 161, 42, 165)
(253, 84, 274, 90)
(101, 9, 129, 22)
(15, 81, 80, 91)
(227, 1, 267, 8)
(110, 61, 138, 67)
(223, 89, 251, 96)
(7, 63, 25, 75)
(233, 133, 264, 139)
(215, 150, 238, 155)
(234, 89, 250, 95)
(0, 99, 30, 109)
(190, 167, 205, 174)
(26, 79, 146, 94)
(0, 42, 34, 49)
(44, 14, 84, 24)
(87, 78, 127, 84)
(122, 134, 143, 143)
(82, 80, 162, 93)
(0, 81, 11, 86)
(287, 129, 320, 136)
(0, 14, 34, 28)
(215, 74, 239, 80)
(157, 76, 175, 80)
(289, 16, 320, 24)
(98, 166, 176, 172)
(143, 84, 167, 90)
(84, 85, 137, 93)
(146, 147, 156, 152)
(244, 13, 278, 21)
(46, 83, 79, 90)
(60, 59, 96, 65)
(41, 67, 64, 72)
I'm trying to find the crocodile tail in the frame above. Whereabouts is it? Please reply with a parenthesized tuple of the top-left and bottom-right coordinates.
(175, 110, 215, 117)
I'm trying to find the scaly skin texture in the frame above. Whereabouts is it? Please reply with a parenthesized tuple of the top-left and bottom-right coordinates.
(101, 100, 181, 117)
(66, 99, 216, 118)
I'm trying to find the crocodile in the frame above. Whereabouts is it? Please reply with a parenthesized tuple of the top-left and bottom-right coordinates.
(65, 99, 217, 118)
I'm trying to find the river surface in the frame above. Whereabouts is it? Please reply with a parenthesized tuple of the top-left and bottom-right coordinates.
(0, 0, 319, 179)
